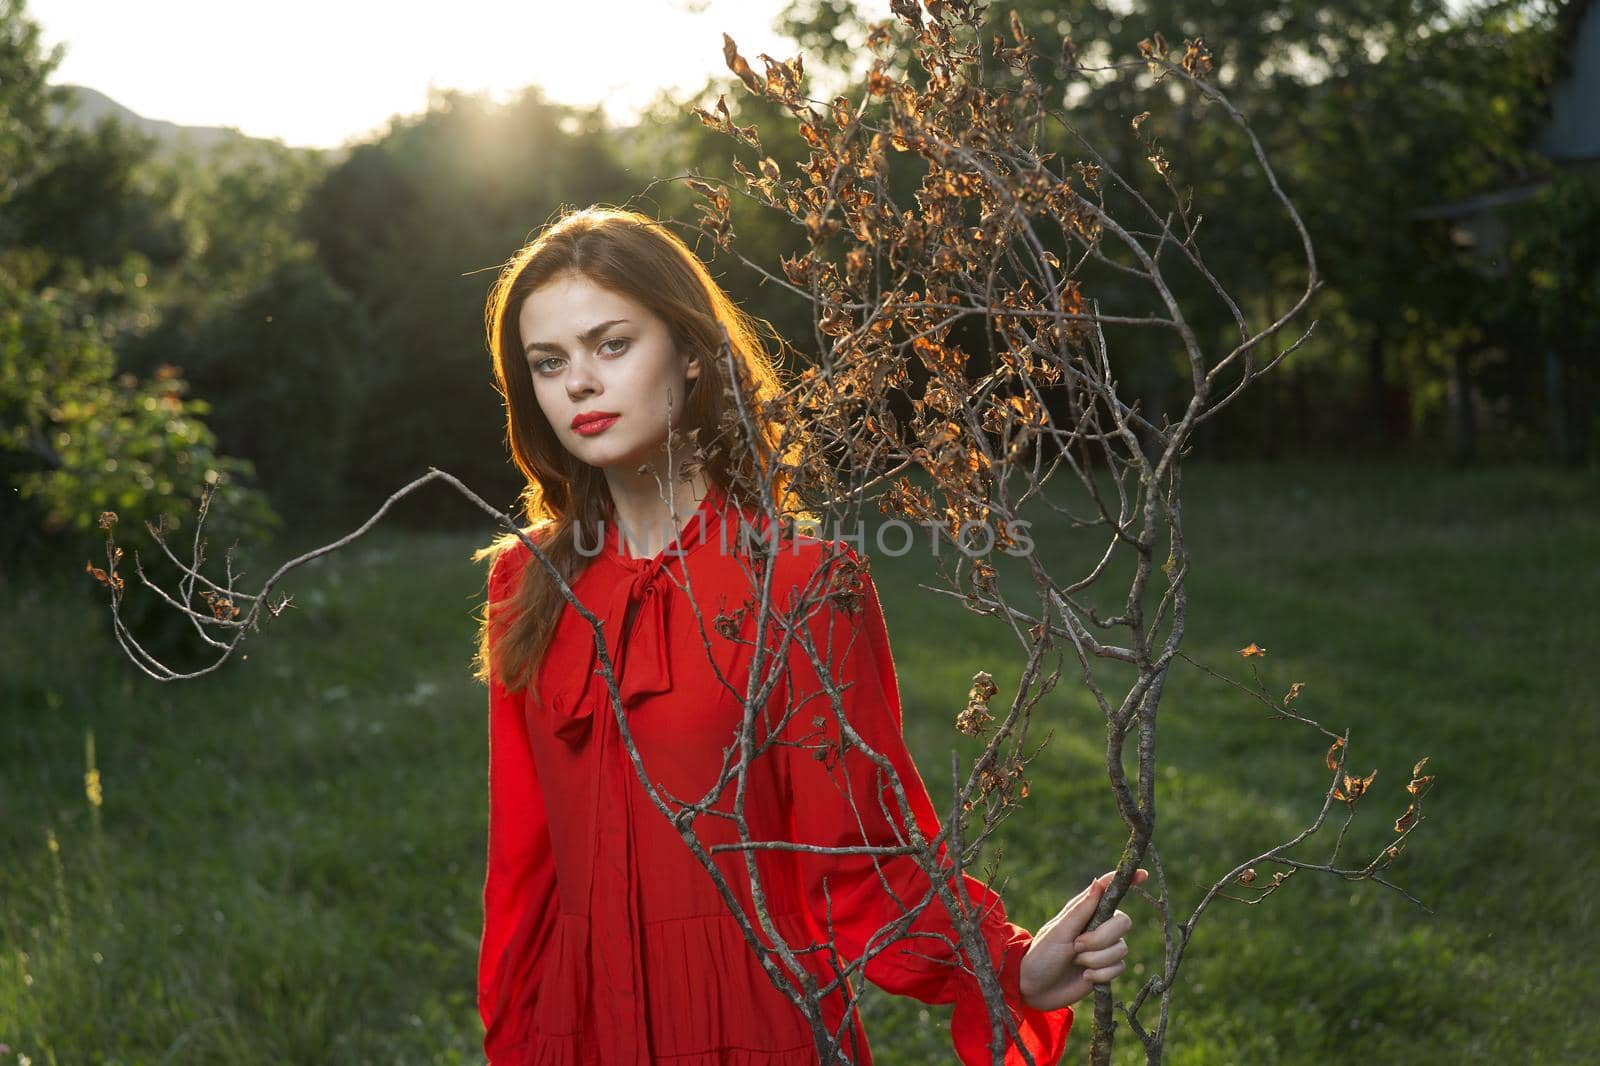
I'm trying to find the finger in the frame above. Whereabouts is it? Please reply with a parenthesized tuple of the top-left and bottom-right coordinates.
(1082, 960, 1127, 983)
(1072, 872, 1116, 915)
(1055, 875, 1108, 921)
(1073, 910, 1132, 952)
(1066, 869, 1148, 924)
(1072, 940, 1128, 969)
(1099, 869, 1149, 892)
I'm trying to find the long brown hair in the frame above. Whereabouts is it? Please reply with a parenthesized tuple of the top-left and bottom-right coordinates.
(470, 204, 807, 694)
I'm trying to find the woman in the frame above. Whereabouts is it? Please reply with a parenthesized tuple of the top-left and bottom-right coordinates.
(471, 205, 1145, 1064)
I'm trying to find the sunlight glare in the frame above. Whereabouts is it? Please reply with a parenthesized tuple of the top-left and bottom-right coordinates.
(28, 0, 856, 148)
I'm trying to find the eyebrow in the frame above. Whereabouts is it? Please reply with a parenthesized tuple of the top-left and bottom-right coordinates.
(524, 319, 630, 355)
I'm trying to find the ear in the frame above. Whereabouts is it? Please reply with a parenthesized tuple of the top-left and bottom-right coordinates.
(685, 355, 700, 381)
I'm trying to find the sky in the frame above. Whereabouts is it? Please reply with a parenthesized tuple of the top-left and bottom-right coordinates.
(27, 0, 865, 150)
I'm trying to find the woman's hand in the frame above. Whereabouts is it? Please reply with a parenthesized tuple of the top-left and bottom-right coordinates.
(1017, 867, 1148, 1011)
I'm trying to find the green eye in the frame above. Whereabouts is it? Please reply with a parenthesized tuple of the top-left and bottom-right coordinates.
(533, 337, 627, 375)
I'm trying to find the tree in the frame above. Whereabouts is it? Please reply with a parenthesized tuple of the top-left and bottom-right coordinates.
(773, 0, 1565, 460)
(296, 87, 641, 514)
(1494, 170, 1600, 465)
(119, 137, 370, 519)
(0, 0, 70, 243)
(0, 0, 277, 581)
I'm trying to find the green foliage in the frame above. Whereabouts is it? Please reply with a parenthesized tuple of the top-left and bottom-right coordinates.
(101, 135, 373, 520)
(123, 247, 370, 519)
(756, 0, 1575, 461)
(0, 0, 71, 241)
(1493, 170, 1600, 463)
(0, 262, 280, 555)
(1500, 170, 1600, 336)
(6, 114, 189, 277)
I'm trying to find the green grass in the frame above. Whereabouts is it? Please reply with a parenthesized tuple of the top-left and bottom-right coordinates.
(3, 460, 1596, 1063)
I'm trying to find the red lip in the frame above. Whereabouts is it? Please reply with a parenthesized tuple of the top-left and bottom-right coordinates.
(570, 411, 621, 430)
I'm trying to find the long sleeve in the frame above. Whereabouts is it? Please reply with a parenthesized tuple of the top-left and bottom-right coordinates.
(479, 544, 558, 1057)
(773, 544, 1072, 1066)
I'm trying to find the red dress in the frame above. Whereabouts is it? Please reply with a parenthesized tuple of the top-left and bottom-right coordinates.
(480, 481, 1073, 1064)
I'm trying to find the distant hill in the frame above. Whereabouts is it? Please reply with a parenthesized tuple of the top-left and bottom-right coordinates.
(45, 83, 347, 165)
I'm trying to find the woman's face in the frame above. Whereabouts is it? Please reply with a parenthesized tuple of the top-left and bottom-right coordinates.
(519, 272, 699, 473)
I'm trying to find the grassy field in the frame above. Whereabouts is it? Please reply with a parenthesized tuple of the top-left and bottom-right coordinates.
(3, 460, 1595, 1064)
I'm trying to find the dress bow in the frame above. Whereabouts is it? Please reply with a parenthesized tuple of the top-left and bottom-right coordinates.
(546, 566, 675, 747)
(546, 484, 728, 747)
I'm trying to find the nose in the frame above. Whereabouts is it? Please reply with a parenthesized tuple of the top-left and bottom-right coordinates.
(565, 354, 600, 401)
